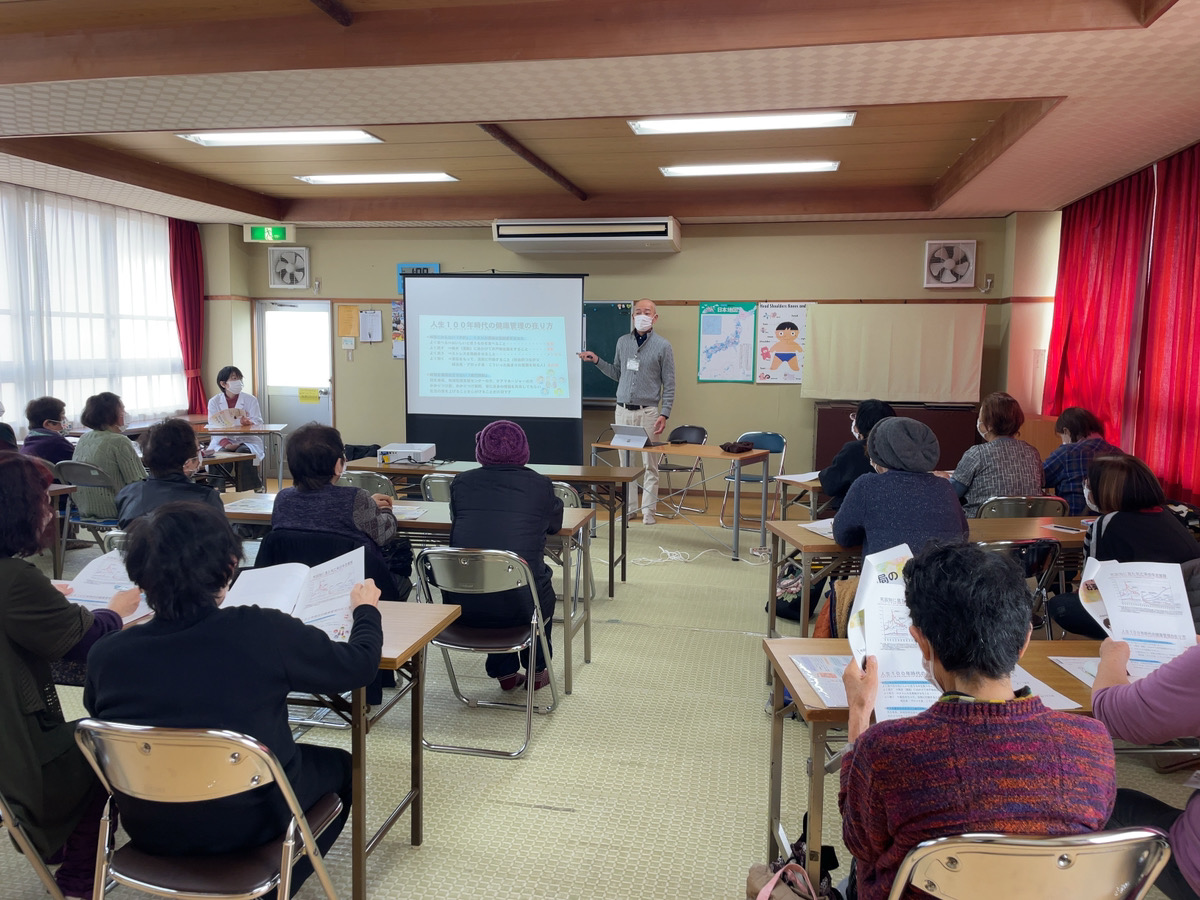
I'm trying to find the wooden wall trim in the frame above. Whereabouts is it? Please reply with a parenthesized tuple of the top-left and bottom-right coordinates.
(205, 294, 253, 303)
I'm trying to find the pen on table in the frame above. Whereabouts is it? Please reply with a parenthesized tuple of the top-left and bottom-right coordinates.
(1045, 524, 1085, 533)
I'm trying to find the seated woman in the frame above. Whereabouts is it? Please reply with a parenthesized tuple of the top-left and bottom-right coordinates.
(115, 417, 224, 527)
(84, 502, 382, 892)
(0, 454, 139, 899)
(834, 417, 968, 558)
(949, 391, 1044, 516)
(1048, 453, 1200, 638)
(1042, 406, 1121, 515)
(271, 423, 397, 564)
(840, 543, 1116, 900)
(818, 399, 895, 514)
(20, 396, 75, 465)
(446, 420, 564, 692)
(205, 365, 264, 491)
(71, 391, 146, 520)
(1094, 638, 1200, 900)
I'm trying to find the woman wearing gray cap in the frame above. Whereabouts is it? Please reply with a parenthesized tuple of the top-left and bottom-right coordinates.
(833, 417, 968, 558)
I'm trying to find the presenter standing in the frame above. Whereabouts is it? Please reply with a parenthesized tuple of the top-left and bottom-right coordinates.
(579, 299, 675, 524)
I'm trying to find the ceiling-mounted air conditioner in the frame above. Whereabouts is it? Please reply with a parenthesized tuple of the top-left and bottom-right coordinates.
(492, 217, 681, 254)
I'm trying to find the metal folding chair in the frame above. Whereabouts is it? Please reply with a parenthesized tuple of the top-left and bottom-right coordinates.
(337, 470, 396, 498)
(74, 720, 342, 900)
(975, 538, 1061, 638)
(887, 828, 1171, 900)
(976, 495, 1070, 518)
(0, 787, 66, 900)
(420, 473, 454, 502)
(719, 431, 786, 526)
(100, 530, 129, 554)
(659, 424, 709, 516)
(415, 547, 558, 758)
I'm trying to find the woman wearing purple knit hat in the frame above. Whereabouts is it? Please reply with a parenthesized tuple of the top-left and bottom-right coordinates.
(445, 420, 564, 691)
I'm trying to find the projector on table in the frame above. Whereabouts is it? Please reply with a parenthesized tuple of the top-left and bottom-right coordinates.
(377, 442, 436, 464)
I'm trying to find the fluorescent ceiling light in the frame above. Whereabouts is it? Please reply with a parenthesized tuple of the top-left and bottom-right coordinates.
(660, 161, 840, 177)
(294, 172, 458, 184)
(630, 111, 855, 135)
(177, 130, 382, 147)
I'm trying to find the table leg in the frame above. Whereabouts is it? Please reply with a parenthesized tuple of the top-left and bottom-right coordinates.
(351, 685, 367, 900)
(620, 482, 627, 583)
(608, 482, 617, 597)
(411, 650, 424, 845)
(766, 532, 782, 685)
(759, 455, 769, 547)
(732, 458, 742, 561)
(809, 488, 819, 520)
(805, 723, 831, 887)
(562, 539, 574, 695)
(781, 483, 789, 521)
(54, 495, 71, 579)
(768, 665, 788, 860)
(276, 431, 285, 490)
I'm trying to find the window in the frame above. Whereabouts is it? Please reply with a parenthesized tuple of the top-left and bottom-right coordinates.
(0, 184, 185, 430)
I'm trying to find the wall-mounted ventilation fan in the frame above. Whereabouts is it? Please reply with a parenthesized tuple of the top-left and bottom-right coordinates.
(269, 246, 310, 289)
(923, 240, 976, 288)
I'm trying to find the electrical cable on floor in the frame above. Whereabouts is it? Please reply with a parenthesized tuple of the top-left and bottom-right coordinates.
(630, 547, 768, 567)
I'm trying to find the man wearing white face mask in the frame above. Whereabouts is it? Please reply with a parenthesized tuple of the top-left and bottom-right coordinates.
(578, 298, 675, 524)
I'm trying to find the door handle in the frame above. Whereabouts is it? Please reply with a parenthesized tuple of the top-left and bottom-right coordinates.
(317, 389, 330, 396)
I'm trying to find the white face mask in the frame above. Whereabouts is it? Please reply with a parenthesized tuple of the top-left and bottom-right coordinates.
(1083, 482, 1099, 513)
(226, 380, 244, 395)
(851, 422, 861, 440)
(921, 654, 942, 691)
(976, 419, 989, 439)
(633, 314, 653, 333)
(0, 399, 5, 417)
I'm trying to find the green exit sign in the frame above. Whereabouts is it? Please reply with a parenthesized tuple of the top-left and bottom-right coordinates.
(242, 224, 296, 243)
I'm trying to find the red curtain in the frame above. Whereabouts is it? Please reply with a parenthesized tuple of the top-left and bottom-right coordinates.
(1134, 145, 1200, 503)
(1041, 168, 1154, 441)
(168, 218, 207, 414)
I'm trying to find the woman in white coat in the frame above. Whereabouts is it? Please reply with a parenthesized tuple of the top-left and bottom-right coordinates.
(205, 365, 265, 490)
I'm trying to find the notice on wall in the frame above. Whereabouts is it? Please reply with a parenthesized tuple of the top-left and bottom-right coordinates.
(359, 308, 383, 343)
(392, 300, 406, 359)
(697, 302, 756, 383)
(337, 305, 359, 337)
(755, 302, 808, 384)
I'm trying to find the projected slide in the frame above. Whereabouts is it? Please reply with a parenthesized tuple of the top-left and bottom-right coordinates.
(404, 274, 584, 419)
(418, 315, 570, 399)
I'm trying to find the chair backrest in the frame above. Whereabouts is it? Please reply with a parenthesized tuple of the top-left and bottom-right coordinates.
(736, 431, 787, 474)
(887, 828, 1171, 900)
(337, 470, 396, 498)
(75, 720, 280, 804)
(415, 547, 536, 599)
(552, 481, 581, 508)
(421, 473, 454, 502)
(257, 528, 402, 602)
(974, 538, 1061, 593)
(667, 424, 708, 445)
(55, 459, 119, 491)
(101, 530, 129, 553)
(976, 495, 1069, 518)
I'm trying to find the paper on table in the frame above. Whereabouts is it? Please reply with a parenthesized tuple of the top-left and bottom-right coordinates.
(1050, 656, 1100, 688)
(1012, 663, 1080, 710)
(1077, 558, 1112, 636)
(1091, 561, 1194, 678)
(800, 518, 836, 538)
(784, 470, 821, 483)
(393, 506, 425, 520)
(790, 655, 853, 708)
(224, 496, 276, 514)
(67, 550, 152, 623)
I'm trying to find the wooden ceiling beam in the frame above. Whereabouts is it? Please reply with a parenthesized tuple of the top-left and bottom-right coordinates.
(280, 184, 934, 223)
(930, 97, 1061, 210)
(0, 137, 285, 221)
(0, 0, 1146, 85)
(309, 0, 354, 27)
(478, 124, 588, 201)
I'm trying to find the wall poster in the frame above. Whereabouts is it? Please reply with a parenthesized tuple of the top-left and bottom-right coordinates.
(755, 302, 809, 384)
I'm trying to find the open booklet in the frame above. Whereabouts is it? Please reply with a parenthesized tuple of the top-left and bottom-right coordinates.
(222, 546, 363, 641)
(62, 550, 152, 624)
(208, 407, 246, 429)
(1072, 558, 1194, 680)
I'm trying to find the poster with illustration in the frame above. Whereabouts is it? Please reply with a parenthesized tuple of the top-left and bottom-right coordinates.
(755, 302, 808, 384)
(697, 302, 756, 382)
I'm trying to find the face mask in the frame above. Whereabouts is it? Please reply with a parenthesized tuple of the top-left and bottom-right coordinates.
(921, 654, 942, 691)
(227, 380, 244, 394)
(0, 399, 4, 417)
(851, 423, 861, 440)
(633, 314, 653, 333)
(976, 419, 988, 439)
(1083, 482, 1099, 513)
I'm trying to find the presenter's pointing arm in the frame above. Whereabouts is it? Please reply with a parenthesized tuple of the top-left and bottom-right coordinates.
(577, 351, 598, 363)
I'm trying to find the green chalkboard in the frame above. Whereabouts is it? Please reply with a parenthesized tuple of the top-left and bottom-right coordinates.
(582, 301, 633, 401)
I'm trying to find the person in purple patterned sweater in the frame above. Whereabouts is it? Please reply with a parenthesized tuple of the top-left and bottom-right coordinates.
(838, 543, 1116, 900)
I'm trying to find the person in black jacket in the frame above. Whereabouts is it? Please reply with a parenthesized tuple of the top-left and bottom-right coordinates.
(85, 502, 382, 892)
(446, 420, 564, 692)
(114, 417, 224, 527)
(818, 399, 896, 514)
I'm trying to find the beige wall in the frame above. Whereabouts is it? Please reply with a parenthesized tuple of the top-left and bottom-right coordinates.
(202, 217, 1061, 467)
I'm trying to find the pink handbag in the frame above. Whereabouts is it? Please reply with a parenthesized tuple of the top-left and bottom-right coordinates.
(747, 861, 818, 900)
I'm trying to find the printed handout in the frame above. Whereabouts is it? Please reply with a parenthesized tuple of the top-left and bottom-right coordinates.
(1086, 560, 1193, 678)
(66, 550, 152, 623)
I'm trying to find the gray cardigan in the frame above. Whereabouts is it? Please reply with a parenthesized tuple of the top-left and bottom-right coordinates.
(594, 330, 675, 417)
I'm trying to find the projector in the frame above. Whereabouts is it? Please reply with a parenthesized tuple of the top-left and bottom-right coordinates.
(377, 442, 436, 464)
